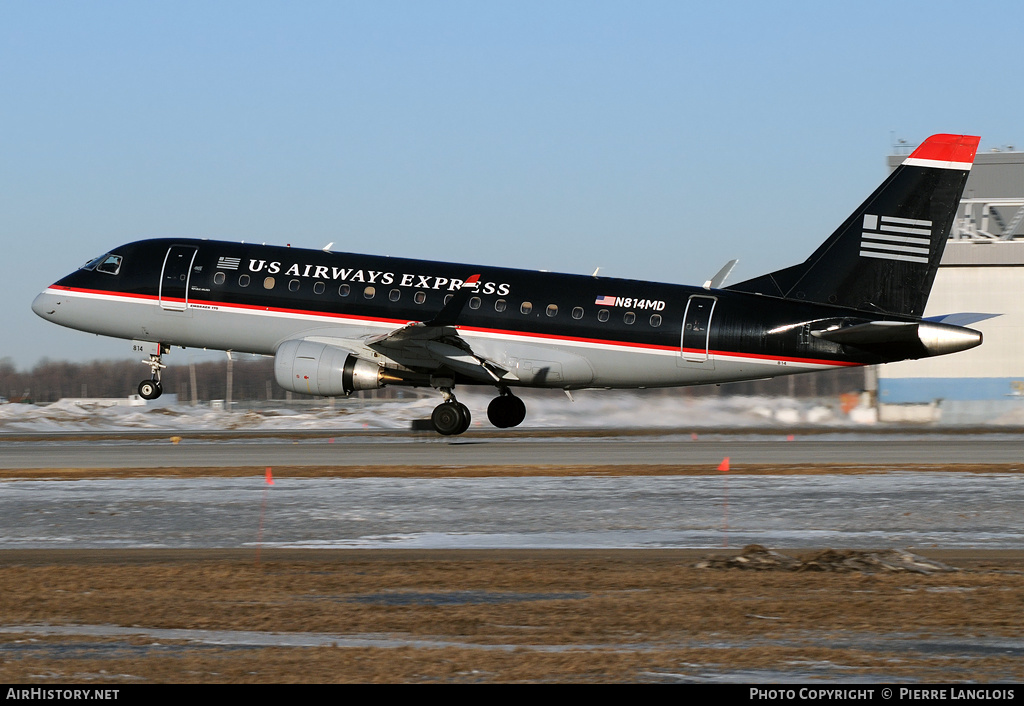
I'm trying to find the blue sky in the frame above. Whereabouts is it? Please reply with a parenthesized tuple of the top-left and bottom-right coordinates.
(3, 1, 1021, 367)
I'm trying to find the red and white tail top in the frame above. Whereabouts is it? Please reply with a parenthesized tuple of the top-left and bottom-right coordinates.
(903, 134, 981, 171)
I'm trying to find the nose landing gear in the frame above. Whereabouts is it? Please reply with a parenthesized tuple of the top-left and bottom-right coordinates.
(137, 344, 168, 400)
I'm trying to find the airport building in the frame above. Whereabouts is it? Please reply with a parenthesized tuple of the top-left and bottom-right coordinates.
(876, 146, 1024, 423)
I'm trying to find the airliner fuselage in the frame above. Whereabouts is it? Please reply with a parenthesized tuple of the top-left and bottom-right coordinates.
(32, 134, 985, 434)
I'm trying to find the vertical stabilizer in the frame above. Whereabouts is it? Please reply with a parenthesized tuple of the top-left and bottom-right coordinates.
(728, 134, 980, 316)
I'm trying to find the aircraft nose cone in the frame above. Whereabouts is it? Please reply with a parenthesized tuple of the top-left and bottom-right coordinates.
(32, 291, 59, 319)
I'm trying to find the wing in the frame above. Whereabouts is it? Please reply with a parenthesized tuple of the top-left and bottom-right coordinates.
(362, 274, 518, 383)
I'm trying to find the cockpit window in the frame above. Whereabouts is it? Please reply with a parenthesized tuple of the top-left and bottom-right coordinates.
(81, 253, 122, 275)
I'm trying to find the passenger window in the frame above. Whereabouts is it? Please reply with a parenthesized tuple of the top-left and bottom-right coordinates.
(414, 291, 427, 304)
(314, 282, 325, 295)
(288, 279, 300, 292)
(389, 289, 401, 302)
(339, 284, 350, 297)
(263, 277, 276, 290)
(650, 314, 662, 327)
(624, 312, 636, 325)
(598, 309, 609, 322)
(444, 294, 454, 304)
(495, 299, 507, 312)
(239, 274, 250, 287)
(521, 302, 533, 315)
(469, 296, 481, 310)
(572, 307, 583, 319)
(214, 272, 226, 285)
(546, 304, 558, 317)
(364, 286, 376, 299)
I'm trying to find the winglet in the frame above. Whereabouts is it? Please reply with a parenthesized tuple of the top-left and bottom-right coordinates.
(424, 274, 482, 327)
(904, 134, 981, 170)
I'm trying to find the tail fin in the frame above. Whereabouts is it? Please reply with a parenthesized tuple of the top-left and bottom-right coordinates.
(728, 134, 980, 317)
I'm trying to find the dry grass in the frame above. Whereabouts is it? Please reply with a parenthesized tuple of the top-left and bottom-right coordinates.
(1, 548, 1022, 683)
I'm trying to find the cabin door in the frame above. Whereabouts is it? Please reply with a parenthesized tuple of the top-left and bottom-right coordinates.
(159, 245, 198, 311)
(678, 295, 716, 368)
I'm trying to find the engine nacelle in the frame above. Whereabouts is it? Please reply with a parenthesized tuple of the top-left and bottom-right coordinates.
(916, 321, 983, 357)
(274, 340, 384, 396)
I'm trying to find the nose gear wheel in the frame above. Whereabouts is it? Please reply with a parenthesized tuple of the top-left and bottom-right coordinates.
(138, 379, 162, 400)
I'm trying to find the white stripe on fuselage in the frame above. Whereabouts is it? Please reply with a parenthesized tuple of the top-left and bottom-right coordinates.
(44, 286, 853, 378)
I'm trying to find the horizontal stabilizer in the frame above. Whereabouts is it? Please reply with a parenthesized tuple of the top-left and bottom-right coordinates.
(812, 320, 981, 357)
(812, 321, 916, 345)
(923, 312, 1000, 327)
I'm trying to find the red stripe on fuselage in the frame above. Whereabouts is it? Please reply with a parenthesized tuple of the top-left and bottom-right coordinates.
(48, 285, 860, 368)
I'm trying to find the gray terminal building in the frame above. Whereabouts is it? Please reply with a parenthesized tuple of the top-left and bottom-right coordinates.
(877, 144, 1024, 422)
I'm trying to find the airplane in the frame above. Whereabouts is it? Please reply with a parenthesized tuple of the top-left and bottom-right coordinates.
(33, 133, 984, 435)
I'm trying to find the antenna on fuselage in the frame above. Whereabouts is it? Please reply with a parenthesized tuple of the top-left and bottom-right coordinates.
(591, 267, 601, 277)
(322, 242, 334, 252)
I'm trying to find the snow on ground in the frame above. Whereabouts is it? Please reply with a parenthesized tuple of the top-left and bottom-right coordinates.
(0, 392, 866, 433)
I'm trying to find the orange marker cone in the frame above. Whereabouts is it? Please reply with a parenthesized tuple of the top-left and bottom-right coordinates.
(257, 468, 274, 566)
(719, 456, 730, 547)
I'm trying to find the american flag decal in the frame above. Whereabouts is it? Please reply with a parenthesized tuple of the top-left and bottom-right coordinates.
(595, 295, 617, 306)
(217, 256, 242, 270)
(859, 215, 932, 264)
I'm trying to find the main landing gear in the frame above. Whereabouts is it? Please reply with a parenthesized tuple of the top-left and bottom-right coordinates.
(137, 345, 168, 400)
(429, 386, 527, 435)
(487, 389, 527, 429)
(431, 388, 471, 436)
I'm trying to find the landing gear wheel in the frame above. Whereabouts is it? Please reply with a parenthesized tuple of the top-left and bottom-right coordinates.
(138, 345, 167, 401)
(138, 380, 162, 400)
(432, 401, 471, 436)
(487, 393, 526, 428)
(454, 402, 471, 434)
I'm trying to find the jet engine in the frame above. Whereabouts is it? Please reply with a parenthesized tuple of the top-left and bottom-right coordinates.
(274, 340, 385, 396)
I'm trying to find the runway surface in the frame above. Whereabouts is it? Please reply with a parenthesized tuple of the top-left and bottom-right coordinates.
(2, 431, 1022, 551)
(1, 471, 1021, 550)
(3, 432, 1024, 468)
